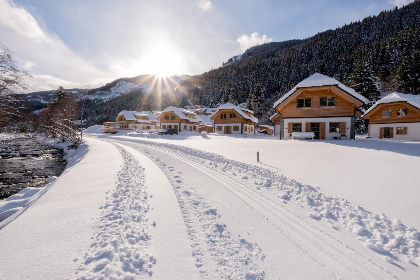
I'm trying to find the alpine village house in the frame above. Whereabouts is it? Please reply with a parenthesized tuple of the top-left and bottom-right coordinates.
(363, 92, 420, 141)
(102, 110, 158, 133)
(210, 103, 258, 135)
(157, 106, 201, 132)
(273, 73, 368, 140)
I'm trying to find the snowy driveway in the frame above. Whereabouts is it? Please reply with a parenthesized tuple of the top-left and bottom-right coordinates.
(1, 136, 419, 279)
(96, 137, 420, 279)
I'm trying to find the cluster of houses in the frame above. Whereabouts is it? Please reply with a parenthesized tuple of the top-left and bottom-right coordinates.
(103, 73, 420, 141)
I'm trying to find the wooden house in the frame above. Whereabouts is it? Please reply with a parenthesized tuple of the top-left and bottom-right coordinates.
(210, 103, 258, 135)
(115, 110, 158, 131)
(258, 125, 274, 135)
(157, 106, 201, 132)
(363, 92, 420, 140)
(273, 73, 367, 140)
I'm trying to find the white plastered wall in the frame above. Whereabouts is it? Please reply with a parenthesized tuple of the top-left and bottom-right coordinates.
(369, 123, 420, 141)
(214, 123, 242, 134)
(283, 117, 352, 140)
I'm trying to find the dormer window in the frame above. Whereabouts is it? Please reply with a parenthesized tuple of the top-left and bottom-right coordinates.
(297, 98, 311, 108)
(397, 108, 407, 116)
(171, 115, 175, 120)
(164, 115, 169, 120)
(229, 113, 236, 119)
(221, 114, 227, 119)
(320, 97, 335, 107)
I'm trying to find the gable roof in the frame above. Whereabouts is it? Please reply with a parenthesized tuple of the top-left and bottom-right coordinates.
(162, 106, 201, 123)
(364, 92, 420, 116)
(118, 110, 157, 121)
(210, 103, 258, 123)
(273, 73, 368, 108)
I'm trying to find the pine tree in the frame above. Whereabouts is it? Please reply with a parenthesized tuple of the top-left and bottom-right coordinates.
(43, 87, 79, 143)
(350, 57, 381, 105)
(396, 50, 420, 94)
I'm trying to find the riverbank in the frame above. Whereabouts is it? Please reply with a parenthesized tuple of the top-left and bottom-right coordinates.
(0, 133, 67, 200)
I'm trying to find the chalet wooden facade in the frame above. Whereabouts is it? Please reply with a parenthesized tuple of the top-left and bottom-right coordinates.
(210, 103, 258, 135)
(363, 92, 420, 140)
(273, 73, 367, 140)
(157, 106, 201, 132)
(102, 110, 158, 133)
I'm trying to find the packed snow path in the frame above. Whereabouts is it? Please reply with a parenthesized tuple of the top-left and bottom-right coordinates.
(103, 137, 420, 280)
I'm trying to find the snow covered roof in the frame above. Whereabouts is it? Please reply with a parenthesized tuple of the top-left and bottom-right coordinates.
(364, 92, 420, 116)
(273, 73, 368, 108)
(162, 106, 201, 123)
(210, 103, 258, 123)
(259, 125, 274, 129)
(118, 110, 157, 122)
(269, 112, 279, 120)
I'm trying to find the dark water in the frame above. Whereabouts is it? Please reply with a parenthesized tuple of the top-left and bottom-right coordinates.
(0, 135, 66, 200)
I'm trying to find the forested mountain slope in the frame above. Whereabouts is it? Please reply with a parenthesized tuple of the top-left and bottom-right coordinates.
(180, 1, 420, 123)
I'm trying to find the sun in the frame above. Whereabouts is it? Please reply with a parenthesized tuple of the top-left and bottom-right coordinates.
(142, 45, 184, 77)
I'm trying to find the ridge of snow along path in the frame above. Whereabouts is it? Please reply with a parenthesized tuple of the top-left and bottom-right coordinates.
(105, 137, 420, 279)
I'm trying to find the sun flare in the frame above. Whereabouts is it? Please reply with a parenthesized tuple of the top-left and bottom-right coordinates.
(142, 45, 184, 77)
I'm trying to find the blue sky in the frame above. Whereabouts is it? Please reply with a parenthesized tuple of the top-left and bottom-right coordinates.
(0, 0, 414, 91)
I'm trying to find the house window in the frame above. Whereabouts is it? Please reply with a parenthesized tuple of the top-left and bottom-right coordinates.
(396, 127, 407, 135)
(397, 108, 407, 116)
(250, 127, 253, 133)
(297, 98, 311, 108)
(329, 122, 340, 133)
(221, 114, 227, 119)
(171, 115, 175, 120)
(233, 126, 239, 131)
(216, 126, 222, 131)
(193, 126, 196, 130)
(162, 125, 166, 129)
(244, 126, 248, 131)
(382, 110, 391, 117)
(229, 113, 236, 119)
(174, 125, 178, 131)
(184, 125, 187, 130)
(164, 115, 169, 120)
(320, 97, 335, 107)
(292, 123, 302, 132)
(146, 126, 151, 129)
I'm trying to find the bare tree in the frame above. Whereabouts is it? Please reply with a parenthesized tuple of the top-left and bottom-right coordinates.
(0, 43, 29, 132)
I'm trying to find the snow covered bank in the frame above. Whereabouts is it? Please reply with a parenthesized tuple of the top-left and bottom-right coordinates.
(0, 138, 122, 280)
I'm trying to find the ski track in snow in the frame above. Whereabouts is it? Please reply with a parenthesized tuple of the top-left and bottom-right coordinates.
(72, 145, 155, 280)
(142, 148, 266, 279)
(106, 137, 420, 279)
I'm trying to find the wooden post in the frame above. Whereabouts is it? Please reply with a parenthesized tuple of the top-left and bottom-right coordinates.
(257, 151, 259, 162)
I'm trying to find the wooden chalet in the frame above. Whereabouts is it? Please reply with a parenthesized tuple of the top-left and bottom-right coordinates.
(102, 110, 158, 133)
(273, 73, 367, 140)
(210, 103, 258, 135)
(157, 106, 201, 132)
(363, 92, 420, 140)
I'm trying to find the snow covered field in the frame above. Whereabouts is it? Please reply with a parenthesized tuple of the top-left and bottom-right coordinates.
(1, 129, 420, 279)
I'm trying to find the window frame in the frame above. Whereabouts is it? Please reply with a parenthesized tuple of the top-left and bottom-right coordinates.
(329, 122, 340, 133)
(291, 123, 302, 132)
(297, 98, 312, 108)
(216, 126, 222, 131)
(221, 114, 227, 119)
(382, 110, 392, 118)
(396, 127, 407, 135)
(229, 113, 236, 119)
(397, 108, 407, 117)
(233, 126, 239, 131)
(320, 97, 335, 107)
